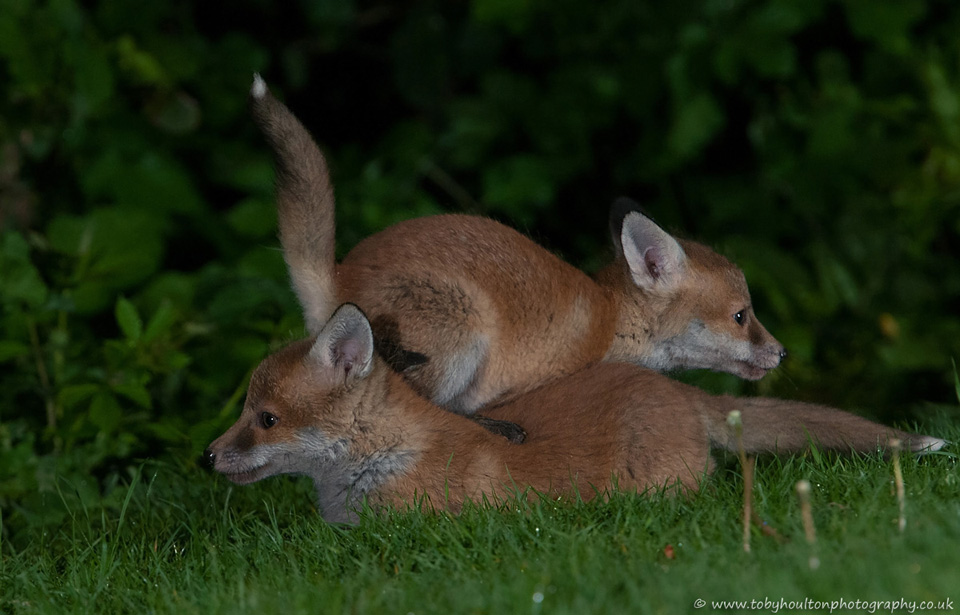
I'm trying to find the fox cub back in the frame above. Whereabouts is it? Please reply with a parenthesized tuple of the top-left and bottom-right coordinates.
(250, 76, 785, 415)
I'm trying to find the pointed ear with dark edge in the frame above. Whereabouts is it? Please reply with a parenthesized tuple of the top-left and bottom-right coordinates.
(309, 303, 375, 382)
(620, 211, 687, 291)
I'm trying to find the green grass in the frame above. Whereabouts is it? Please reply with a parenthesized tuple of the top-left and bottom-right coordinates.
(2, 425, 958, 615)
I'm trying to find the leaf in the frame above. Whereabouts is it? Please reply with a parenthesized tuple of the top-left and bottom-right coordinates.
(57, 384, 101, 410)
(81, 151, 204, 215)
(472, 0, 534, 32)
(844, 0, 925, 53)
(46, 209, 164, 313)
(112, 382, 152, 409)
(445, 100, 504, 169)
(165, 350, 191, 371)
(1, 229, 30, 259)
(116, 34, 168, 86)
(88, 391, 123, 434)
(71, 38, 115, 116)
(668, 93, 725, 162)
(115, 296, 143, 341)
(0, 341, 30, 362)
(143, 300, 177, 342)
(146, 90, 201, 135)
(0, 233, 48, 308)
(147, 421, 187, 444)
(226, 198, 277, 239)
(481, 155, 556, 224)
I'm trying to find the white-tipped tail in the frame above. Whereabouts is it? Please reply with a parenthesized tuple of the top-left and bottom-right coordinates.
(249, 75, 339, 334)
(912, 436, 948, 454)
(251, 73, 267, 99)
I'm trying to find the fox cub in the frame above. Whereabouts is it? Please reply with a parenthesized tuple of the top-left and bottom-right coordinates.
(205, 303, 944, 524)
(250, 75, 786, 417)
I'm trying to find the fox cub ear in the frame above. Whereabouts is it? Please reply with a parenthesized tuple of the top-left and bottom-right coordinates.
(615, 207, 687, 291)
(309, 303, 375, 382)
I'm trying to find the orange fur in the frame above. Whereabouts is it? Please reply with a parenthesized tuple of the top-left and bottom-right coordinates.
(250, 78, 785, 415)
(206, 304, 943, 523)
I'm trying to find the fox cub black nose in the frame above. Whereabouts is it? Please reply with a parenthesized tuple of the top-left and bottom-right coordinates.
(779, 348, 788, 360)
(202, 448, 216, 469)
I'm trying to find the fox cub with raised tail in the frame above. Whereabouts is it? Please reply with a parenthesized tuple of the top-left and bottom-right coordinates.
(250, 75, 785, 415)
(205, 303, 944, 524)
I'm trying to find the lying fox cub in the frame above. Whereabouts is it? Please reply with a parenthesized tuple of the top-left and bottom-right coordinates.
(205, 303, 944, 524)
(250, 76, 785, 418)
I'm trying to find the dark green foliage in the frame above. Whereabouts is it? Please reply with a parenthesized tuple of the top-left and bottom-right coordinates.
(1, 0, 959, 541)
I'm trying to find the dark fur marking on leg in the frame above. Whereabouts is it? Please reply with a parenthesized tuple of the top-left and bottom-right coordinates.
(472, 415, 527, 444)
(371, 315, 429, 373)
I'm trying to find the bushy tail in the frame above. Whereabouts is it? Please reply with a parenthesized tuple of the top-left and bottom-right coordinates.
(250, 74, 337, 334)
(704, 396, 946, 456)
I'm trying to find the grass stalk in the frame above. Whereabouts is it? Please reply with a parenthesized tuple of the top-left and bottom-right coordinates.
(890, 438, 905, 533)
(727, 410, 753, 553)
(795, 479, 819, 570)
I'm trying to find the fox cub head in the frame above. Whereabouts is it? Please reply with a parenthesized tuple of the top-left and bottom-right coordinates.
(204, 304, 408, 522)
(603, 198, 785, 380)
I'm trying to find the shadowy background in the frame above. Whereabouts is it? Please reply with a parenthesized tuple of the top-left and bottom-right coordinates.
(1, 0, 958, 531)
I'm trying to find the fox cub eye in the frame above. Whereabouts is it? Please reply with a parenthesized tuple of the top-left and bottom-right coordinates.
(733, 311, 745, 326)
(260, 412, 278, 429)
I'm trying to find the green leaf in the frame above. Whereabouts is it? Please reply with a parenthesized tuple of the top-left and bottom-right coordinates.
(112, 382, 152, 409)
(446, 94, 505, 162)
(70, 38, 115, 116)
(472, 0, 533, 32)
(58, 384, 101, 410)
(668, 93, 725, 162)
(227, 198, 277, 239)
(116, 34, 168, 85)
(844, 0, 925, 53)
(46, 209, 164, 313)
(49, 0, 83, 33)
(0, 341, 30, 362)
(148, 421, 187, 444)
(115, 296, 143, 341)
(146, 91, 201, 135)
(481, 155, 556, 224)
(89, 391, 123, 434)
(143, 301, 178, 342)
(167, 351, 191, 370)
(0, 233, 48, 308)
(81, 151, 204, 215)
